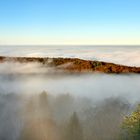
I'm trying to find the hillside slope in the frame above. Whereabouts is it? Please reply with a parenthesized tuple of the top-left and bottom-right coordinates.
(0, 56, 140, 73)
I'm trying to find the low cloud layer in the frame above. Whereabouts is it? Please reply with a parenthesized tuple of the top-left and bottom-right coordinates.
(0, 62, 53, 74)
(0, 62, 139, 140)
(1, 72, 140, 103)
(0, 62, 140, 103)
(0, 62, 140, 101)
(0, 45, 140, 66)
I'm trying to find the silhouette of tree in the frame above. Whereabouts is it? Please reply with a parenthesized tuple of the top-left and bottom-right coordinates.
(64, 112, 84, 140)
(20, 92, 60, 140)
(53, 94, 74, 120)
(39, 91, 48, 108)
(84, 98, 129, 140)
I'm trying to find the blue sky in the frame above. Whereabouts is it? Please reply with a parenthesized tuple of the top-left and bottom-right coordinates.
(0, 0, 140, 45)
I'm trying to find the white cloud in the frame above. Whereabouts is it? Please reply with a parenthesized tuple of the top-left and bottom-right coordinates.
(0, 45, 140, 66)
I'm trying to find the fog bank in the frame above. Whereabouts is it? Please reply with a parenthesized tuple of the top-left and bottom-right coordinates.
(0, 69, 140, 103)
(0, 62, 140, 140)
(0, 45, 140, 66)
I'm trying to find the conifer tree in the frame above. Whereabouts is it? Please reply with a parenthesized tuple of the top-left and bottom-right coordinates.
(64, 112, 84, 140)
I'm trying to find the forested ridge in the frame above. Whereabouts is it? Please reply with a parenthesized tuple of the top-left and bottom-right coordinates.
(0, 56, 140, 73)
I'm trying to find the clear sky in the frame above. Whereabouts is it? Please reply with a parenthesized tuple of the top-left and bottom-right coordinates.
(0, 0, 140, 45)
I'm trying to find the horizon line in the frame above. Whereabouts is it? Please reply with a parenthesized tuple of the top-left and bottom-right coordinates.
(0, 44, 140, 46)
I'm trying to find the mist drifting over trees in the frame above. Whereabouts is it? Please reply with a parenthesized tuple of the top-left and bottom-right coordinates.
(0, 91, 130, 140)
(0, 62, 140, 140)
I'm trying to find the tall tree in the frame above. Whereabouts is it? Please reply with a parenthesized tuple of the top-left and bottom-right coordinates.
(20, 92, 60, 140)
(39, 91, 48, 109)
(64, 112, 84, 140)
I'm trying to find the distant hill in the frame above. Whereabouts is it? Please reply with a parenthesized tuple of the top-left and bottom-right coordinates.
(0, 56, 140, 74)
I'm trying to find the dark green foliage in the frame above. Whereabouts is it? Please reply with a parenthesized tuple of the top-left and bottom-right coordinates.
(74, 59, 82, 65)
(91, 61, 102, 68)
(122, 105, 140, 140)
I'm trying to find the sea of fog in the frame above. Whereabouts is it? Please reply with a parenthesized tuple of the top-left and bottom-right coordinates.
(0, 61, 139, 104)
(0, 45, 140, 66)
(0, 45, 140, 140)
(0, 73, 140, 104)
(0, 65, 140, 140)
